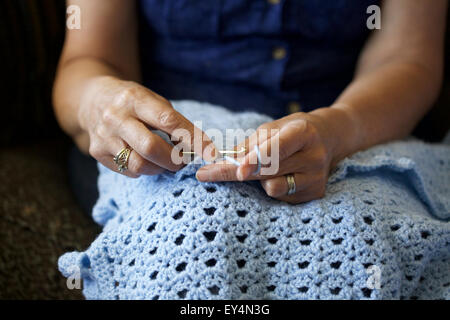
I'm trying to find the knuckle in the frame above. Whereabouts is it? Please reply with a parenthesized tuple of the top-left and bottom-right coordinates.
(157, 109, 180, 130)
(130, 156, 146, 175)
(217, 166, 232, 180)
(257, 124, 276, 141)
(315, 147, 328, 167)
(88, 142, 102, 159)
(287, 118, 308, 133)
(257, 123, 272, 133)
(278, 145, 290, 161)
(94, 124, 109, 138)
(288, 112, 306, 119)
(154, 94, 171, 106)
(116, 87, 137, 105)
(101, 107, 127, 131)
(140, 135, 156, 156)
(305, 121, 320, 140)
(101, 106, 117, 125)
(264, 180, 282, 198)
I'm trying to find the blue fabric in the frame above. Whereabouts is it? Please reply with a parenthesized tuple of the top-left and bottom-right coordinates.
(138, 0, 379, 118)
(59, 101, 450, 300)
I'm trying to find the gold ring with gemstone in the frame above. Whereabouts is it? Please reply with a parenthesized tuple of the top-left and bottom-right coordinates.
(113, 147, 132, 173)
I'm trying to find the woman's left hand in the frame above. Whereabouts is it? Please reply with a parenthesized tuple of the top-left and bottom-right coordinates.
(196, 109, 350, 204)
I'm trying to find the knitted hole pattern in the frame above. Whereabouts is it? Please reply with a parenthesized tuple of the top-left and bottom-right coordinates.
(58, 101, 450, 300)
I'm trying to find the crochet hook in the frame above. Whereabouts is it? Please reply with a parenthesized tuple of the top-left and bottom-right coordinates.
(182, 146, 247, 155)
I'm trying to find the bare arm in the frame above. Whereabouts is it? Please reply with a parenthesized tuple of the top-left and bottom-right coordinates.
(53, 0, 216, 177)
(325, 0, 448, 163)
(53, 0, 140, 150)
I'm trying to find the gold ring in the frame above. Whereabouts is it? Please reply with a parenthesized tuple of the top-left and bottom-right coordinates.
(113, 146, 132, 173)
(286, 174, 296, 196)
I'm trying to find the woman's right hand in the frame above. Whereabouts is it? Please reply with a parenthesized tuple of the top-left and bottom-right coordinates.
(78, 76, 217, 178)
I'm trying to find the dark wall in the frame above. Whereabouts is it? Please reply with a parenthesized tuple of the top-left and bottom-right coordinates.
(0, 0, 66, 146)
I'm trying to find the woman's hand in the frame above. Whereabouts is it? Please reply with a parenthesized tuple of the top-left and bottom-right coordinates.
(78, 76, 217, 178)
(196, 108, 354, 204)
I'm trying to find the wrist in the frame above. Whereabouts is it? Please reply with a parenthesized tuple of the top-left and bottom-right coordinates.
(77, 75, 116, 131)
(310, 105, 363, 167)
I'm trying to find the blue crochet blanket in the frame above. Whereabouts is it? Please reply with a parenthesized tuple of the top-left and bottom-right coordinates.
(59, 101, 450, 300)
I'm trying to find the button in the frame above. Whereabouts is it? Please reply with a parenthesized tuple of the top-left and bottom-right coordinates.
(268, 0, 281, 4)
(287, 102, 301, 114)
(272, 47, 286, 60)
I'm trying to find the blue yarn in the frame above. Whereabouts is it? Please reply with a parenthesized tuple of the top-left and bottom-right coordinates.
(59, 101, 450, 300)
(253, 145, 262, 176)
(222, 156, 241, 167)
(219, 145, 261, 175)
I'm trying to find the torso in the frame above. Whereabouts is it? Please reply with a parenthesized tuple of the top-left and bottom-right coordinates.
(138, 0, 379, 118)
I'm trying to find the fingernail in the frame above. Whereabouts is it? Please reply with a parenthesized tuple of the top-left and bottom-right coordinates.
(196, 169, 207, 181)
(202, 143, 217, 162)
(210, 147, 217, 160)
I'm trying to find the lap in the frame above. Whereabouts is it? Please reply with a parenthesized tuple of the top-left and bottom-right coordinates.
(59, 101, 450, 300)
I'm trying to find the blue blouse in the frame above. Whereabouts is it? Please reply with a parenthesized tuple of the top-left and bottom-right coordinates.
(138, 0, 379, 119)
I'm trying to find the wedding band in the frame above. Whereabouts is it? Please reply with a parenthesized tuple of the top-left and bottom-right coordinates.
(286, 174, 296, 196)
(113, 146, 132, 173)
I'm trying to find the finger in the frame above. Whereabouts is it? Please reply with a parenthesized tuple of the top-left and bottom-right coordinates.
(98, 137, 165, 177)
(276, 182, 326, 204)
(260, 173, 311, 198)
(234, 116, 299, 156)
(196, 121, 286, 182)
(195, 162, 239, 182)
(230, 122, 279, 162)
(133, 94, 217, 161)
(118, 117, 184, 172)
(97, 154, 140, 178)
(90, 137, 137, 178)
(238, 119, 309, 180)
(125, 149, 166, 176)
(249, 149, 312, 180)
(196, 147, 318, 182)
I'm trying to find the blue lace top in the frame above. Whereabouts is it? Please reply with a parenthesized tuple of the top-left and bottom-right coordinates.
(138, 0, 379, 119)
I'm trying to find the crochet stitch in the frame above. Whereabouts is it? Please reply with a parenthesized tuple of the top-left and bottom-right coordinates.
(59, 101, 450, 300)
